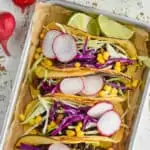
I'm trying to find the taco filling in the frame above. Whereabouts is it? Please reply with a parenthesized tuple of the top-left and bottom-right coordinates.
(31, 22, 139, 79)
(19, 97, 123, 139)
(32, 74, 138, 99)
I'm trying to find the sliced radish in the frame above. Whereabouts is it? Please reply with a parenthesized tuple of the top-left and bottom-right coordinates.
(82, 75, 104, 95)
(97, 110, 121, 137)
(48, 143, 70, 150)
(53, 34, 77, 62)
(42, 30, 61, 59)
(60, 77, 84, 94)
(87, 102, 113, 118)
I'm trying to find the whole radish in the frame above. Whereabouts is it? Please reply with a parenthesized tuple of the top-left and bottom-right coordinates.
(0, 12, 16, 56)
(13, 0, 36, 13)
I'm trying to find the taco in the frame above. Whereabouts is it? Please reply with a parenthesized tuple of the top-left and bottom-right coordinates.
(31, 21, 139, 79)
(15, 135, 115, 150)
(18, 96, 124, 144)
(30, 73, 139, 103)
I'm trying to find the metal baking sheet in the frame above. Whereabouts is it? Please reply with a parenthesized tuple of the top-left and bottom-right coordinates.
(0, 0, 150, 149)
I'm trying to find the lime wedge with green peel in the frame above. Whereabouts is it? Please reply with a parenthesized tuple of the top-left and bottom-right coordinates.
(87, 18, 100, 36)
(97, 15, 134, 39)
(68, 13, 92, 32)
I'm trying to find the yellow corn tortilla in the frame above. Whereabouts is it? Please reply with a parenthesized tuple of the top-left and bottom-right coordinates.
(15, 135, 122, 150)
(34, 65, 132, 79)
(3, 2, 148, 150)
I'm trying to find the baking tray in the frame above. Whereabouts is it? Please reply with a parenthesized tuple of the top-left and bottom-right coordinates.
(0, 0, 150, 149)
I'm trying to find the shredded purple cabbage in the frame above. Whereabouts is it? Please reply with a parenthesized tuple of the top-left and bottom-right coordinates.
(83, 115, 89, 130)
(95, 58, 134, 69)
(83, 115, 97, 130)
(106, 82, 127, 90)
(51, 115, 85, 136)
(75, 53, 96, 61)
(49, 102, 59, 121)
(64, 108, 79, 115)
(20, 144, 40, 150)
(40, 81, 59, 95)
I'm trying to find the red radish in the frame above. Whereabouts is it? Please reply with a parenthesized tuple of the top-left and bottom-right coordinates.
(87, 102, 113, 118)
(82, 75, 104, 96)
(43, 30, 61, 59)
(48, 143, 70, 150)
(0, 12, 16, 56)
(53, 34, 77, 63)
(97, 110, 121, 137)
(60, 77, 84, 94)
(13, 0, 36, 13)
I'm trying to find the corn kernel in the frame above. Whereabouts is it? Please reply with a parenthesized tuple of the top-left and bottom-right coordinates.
(50, 121, 57, 128)
(66, 130, 75, 137)
(97, 53, 103, 59)
(132, 80, 139, 88)
(76, 131, 84, 137)
(103, 52, 110, 60)
(126, 83, 132, 88)
(110, 88, 118, 96)
(28, 118, 35, 125)
(35, 116, 42, 124)
(30, 129, 38, 135)
(97, 58, 105, 64)
(131, 57, 137, 60)
(47, 121, 57, 132)
(98, 90, 107, 97)
(40, 33, 45, 39)
(41, 59, 53, 68)
(104, 85, 112, 93)
(97, 54, 105, 64)
(74, 62, 81, 68)
(19, 114, 25, 122)
(77, 122, 83, 128)
(114, 66, 121, 72)
(36, 48, 42, 53)
(115, 62, 121, 67)
(34, 53, 40, 60)
(75, 126, 81, 132)
(47, 125, 52, 131)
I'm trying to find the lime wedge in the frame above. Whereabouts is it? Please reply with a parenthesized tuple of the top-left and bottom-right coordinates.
(87, 18, 100, 36)
(97, 15, 134, 39)
(68, 13, 92, 32)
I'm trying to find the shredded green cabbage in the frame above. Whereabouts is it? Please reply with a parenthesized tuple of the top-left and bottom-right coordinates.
(28, 56, 43, 83)
(38, 95, 50, 134)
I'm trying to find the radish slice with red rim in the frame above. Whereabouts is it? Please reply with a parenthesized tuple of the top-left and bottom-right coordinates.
(42, 30, 61, 59)
(48, 143, 70, 150)
(82, 75, 104, 95)
(53, 34, 77, 62)
(60, 77, 84, 94)
(87, 102, 113, 118)
(97, 110, 121, 137)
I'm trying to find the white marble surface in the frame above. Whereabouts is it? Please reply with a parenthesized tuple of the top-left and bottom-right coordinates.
(0, 0, 150, 149)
